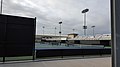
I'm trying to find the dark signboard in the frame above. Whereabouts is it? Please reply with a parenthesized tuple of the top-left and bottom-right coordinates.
(0, 14, 36, 57)
(0, 15, 6, 57)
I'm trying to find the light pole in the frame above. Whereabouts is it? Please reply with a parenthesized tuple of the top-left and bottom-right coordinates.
(73, 29, 75, 33)
(42, 26, 45, 35)
(55, 27, 57, 36)
(59, 22, 62, 45)
(82, 8, 89, 36)
(1, 0, 3, 14)
(91, 26, 95, 37)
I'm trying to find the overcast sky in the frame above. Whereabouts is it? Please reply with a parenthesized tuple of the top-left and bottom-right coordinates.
(2, 0, 111, 36)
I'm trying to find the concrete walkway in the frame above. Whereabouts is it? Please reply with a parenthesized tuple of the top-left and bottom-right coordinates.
(0, 57, 111, 67)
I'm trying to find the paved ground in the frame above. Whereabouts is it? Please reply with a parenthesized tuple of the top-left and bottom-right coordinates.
(0, 57, 111, 67)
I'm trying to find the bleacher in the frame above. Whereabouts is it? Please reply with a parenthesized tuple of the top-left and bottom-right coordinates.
(69, 34, 111, 40)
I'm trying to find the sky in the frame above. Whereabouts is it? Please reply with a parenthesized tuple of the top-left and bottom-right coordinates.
(2, 0, 111, 36)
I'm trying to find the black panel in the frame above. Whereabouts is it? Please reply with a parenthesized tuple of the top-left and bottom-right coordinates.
(5, 43, 33, 56)
(0, 15, 7, 23)
(0, 42, 4, 57)
(100, 40, 110, 46)
(82, 49, 100, 55)
(36, 49, 111, 58)
(7, 15, 34, 25)
(74, 40, 80, 44)
(36, 49, 62, 57)
(6, 15, 35, 57)
(0, 23, 5, 41)
(6, 24, 34, 42)
(0, 14, 36, 57)
(61, 40, 66, 43)
(62, 49, 83, 56)
(0, 23, 5, 57)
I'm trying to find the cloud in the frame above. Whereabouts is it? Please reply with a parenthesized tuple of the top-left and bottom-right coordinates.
(2, 0, 111, 35)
